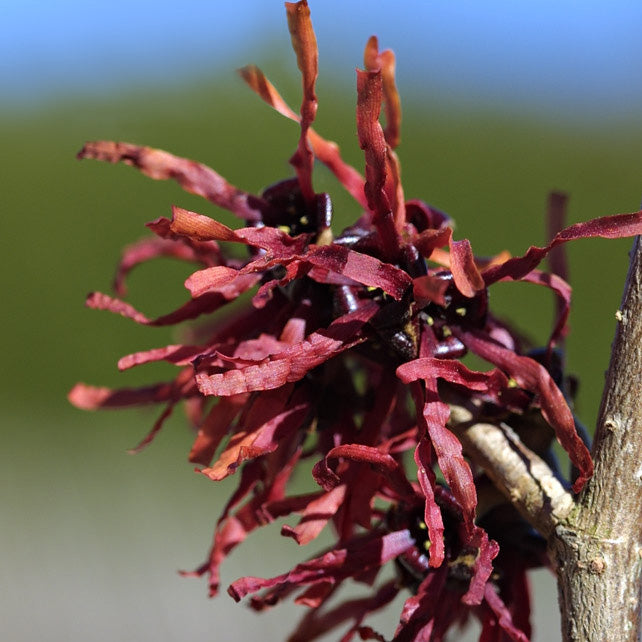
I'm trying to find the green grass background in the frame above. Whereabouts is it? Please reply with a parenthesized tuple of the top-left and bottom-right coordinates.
(2, 63, 641, 640)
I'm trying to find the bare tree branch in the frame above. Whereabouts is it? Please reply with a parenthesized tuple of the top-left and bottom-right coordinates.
(448, 238, 642, 641)
(448, 399, 573, 539)
(551, 236, 642, 641)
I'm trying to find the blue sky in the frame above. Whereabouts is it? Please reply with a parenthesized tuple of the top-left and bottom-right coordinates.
(3, 1, 642, 119)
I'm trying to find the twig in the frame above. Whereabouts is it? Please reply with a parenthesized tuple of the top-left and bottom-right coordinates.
(448, 399, 573, 539)
(551, 236, 642, 641)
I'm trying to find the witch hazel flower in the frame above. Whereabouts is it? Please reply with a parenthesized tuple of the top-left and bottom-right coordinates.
(69, 2, 642, 640)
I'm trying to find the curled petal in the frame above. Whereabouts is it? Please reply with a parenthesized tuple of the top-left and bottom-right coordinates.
(69, 381, 178, 409)
(198, 384, 303, 480)
(413, 226, 452, 260)
(280, 317, 307, 344)
(356, 68, 402, 257)
(306, 244, 412, 300)
(483, 583, 530, 642)
(184, 265, 261, 298)
(364, 37, 402, 150)
(187, 447, 303, 596)
(182, 235, 411, 303)
(483, 209, 642, 285)
(516, 269, 572, 350)
(459, 328, 593, 492)
(397, 357, 509, 394)
(113, 236, 216, 296)
(239, 64, 298, 120)
(70, 369, 194, 452)
(414, 437, 445, 567)
(412, 274, 451, 307)
(78, 141, 269, 221)
(195, 302, 378, 396)
(449, 238, 485, 298)
(145, 215, 224, 259)
(86, 289, 254, 326)
(118, 344, 206, 371)
(169, 206, 244, 243)
(170, 206, 311, 256)
(288, 581, 399, 642)
(281, 485, 347, 545)
(189, 394, 250, 466)
(264, 491, 327, 522)
(238, 64, 367, 209)
(462, 528, 499, 605)
(286, 0, 318, 202)
(423, 400, 477, 538)
(379, 49, 401, 149)
(393, 567, 449, 641)
(363, 36, 404, 224)
(228, 529, 415, 602)
(199, 402, 308, 481)
(86, 291, 151, 325)
(313, 444, 417, 500)
(408, 373, 478, 540)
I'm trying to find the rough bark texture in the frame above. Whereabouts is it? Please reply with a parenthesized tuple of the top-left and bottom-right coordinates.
(448, 401, 574, 539)
(551, 236, 642, 641)
(448, 237, 642, 641)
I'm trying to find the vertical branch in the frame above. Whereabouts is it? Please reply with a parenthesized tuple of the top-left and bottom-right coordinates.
(552, 236, 642, 641)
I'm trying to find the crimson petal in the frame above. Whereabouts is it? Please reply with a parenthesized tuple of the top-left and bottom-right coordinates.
(281, 485, 347, 546)
(113, 236, 217, 296)
(449, 238, 485, 298)
(286, 0, 318, 203)
(462, 527, 499, 605)
(516, 269, 572, 350)
(483, 209, 642, 285)
(483, 583, 530, 642)
(86, 290, 252, 326)
(356, 68, 402, 259)
(227, 529, 415, 602)
(118, 344, 206, 371)
(195, 302, 378, 396)
(459, 327, 593, 492)
(188, 394, 250, 466)
(78, 141, 268, 221)
(199, 386, 308, 481)
(414, 437, 445, 567)
(313, 443, 417, 501)
(305, 244, 412, 300)
(288, 581, 399, 642)
(238, 64, 367, 209)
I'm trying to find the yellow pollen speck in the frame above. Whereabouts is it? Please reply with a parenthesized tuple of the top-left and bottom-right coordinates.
(455, 307, 466, 316)
(507, 377, 518, 388)
(418, 521, 427, 530)
(277, 225, 291, 234)
(615, 310, 624, 321)
(442, 326, 452, 337)
(423, 540, 431, 550)
(299, 215, 309, 225)
(366, 286, 378, 292)
(426, 316, 434, 326)
(316, 228, 334, 246)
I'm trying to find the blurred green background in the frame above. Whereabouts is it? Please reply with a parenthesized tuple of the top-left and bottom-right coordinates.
(3, 3, 642, 641)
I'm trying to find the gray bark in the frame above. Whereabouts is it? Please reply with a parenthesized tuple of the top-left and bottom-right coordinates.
(449, 237, 642, 641)
(552, 236, 642, 641)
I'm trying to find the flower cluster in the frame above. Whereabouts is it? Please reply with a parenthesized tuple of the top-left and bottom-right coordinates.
(70, 2, 642, 640)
